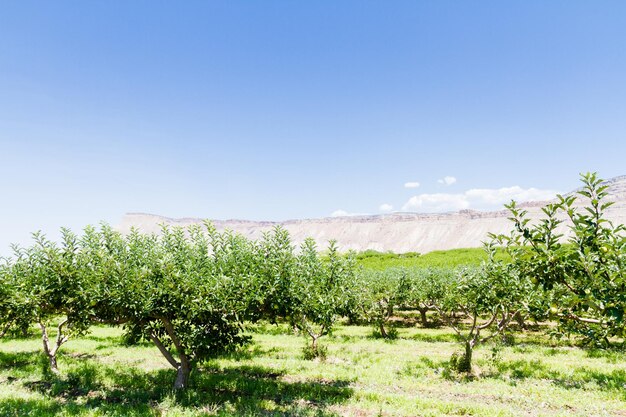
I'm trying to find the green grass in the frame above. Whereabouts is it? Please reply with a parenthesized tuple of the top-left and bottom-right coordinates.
(1, 322, 625, 416)
(356, 247, 511, 270)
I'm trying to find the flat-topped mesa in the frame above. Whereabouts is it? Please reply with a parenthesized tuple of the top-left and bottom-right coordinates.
(118, 176, 626, 254)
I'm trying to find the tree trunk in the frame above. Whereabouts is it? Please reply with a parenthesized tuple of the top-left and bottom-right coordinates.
(379, 321, 388, 338)
(174, 361, 191, 390)
(462, 340, 473, 373)
(452, 339, 475, 373)
(465, 341, 474, 373)
(386, 303, 394, 318)
(157, 318, 194, 391)
(149, 330, 193, 390)
(48, 354, 59, 373)
(419, 308, 428, 327)
(39, 322, 61, 374)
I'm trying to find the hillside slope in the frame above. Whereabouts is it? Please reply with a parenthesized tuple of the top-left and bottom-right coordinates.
(118, 176, 626, 253)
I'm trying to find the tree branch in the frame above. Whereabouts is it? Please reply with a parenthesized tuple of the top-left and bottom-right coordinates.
(477, 308, 499, 330)
(480, 309, 516, 344)
(160, 317, 190, 368)
(319, 323, 327, 337)
(303, 320, 318, 340)
(559, 313, 603, 325)
(160, 318, 183, 352)
(561, 279, 578, 295)
(149, 331, 179, 369)
(433, 306, 462, 337)
(51, 318, 70, 356)
(39, 321, 51, 356)
(0, 321, 13, 338)
(89, 315, 130, 325)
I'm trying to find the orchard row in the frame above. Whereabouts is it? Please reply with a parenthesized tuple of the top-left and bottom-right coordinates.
(1, 172, 623, 389)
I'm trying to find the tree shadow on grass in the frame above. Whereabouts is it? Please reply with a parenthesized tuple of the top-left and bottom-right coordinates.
(585, 347, 626, 363)
(0, 397, 63, 417)
(551, 368, 626, 395)
(0, 350, 41, 370)
(490, 358, 552, 380)
(0, 350, 49, 381)
(410, 332, 459, 343)
(83, 334, 120, 343)
(398, 356, 450, 378)
(487, 358, 626, 397)
(11, 361, 352, 416)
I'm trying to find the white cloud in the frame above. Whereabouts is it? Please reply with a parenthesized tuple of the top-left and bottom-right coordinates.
(438, 176, 457, 186)
(404, 181, 420, 189)
(379, 203, 393, 212)
(402, 186, 559, 213)
(402, 193, 470, 212)
(464, 186, 557, 207)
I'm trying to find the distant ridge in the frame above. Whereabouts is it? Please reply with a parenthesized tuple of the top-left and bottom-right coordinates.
(118, 176, 626, 254)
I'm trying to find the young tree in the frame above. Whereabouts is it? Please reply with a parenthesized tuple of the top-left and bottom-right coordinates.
(405, 268, 453, 328)
(102, 224, 253, 390)
(496, 172, 626, 346)
(289, 239, 356, 357)
(0, 257, 28, 338)
(358, 268, 410, 338)
(9, 230, 93, 373)
(433, 255, 524, 373)
(247, 226, 296, 322)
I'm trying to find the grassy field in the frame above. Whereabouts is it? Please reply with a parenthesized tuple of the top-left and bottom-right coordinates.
(355, 248, 511, 270)
(1, 321, 626, 417)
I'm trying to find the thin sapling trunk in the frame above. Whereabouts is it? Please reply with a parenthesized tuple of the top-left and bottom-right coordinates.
(436, 306, 515, 373)
(303, 321, 327, 358)
(39, 318, 70, 374)
(375, 299, 393, 338)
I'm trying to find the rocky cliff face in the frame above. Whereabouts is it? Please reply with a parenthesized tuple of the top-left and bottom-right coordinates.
(117, 176, 626, 253)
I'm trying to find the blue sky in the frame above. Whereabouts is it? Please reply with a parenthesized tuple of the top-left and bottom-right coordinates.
(1, 1, 626, 251)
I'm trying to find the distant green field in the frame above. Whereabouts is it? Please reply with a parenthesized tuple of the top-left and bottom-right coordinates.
(356, 247, 511, 270)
